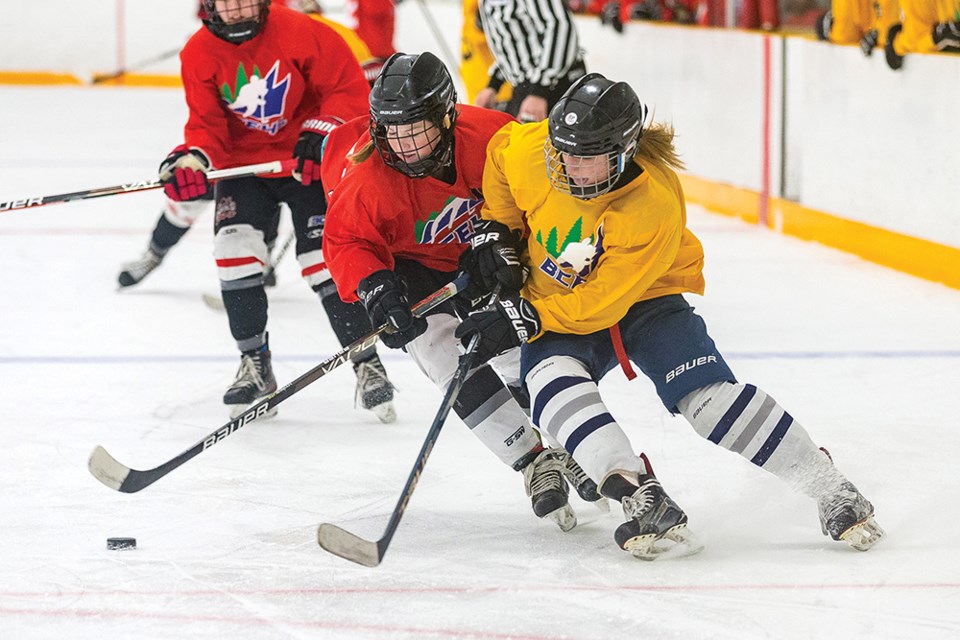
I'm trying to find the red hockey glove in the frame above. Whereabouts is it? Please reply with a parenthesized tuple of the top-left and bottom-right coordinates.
(293, 116, 343, 186)
(159, 145, 211, 202)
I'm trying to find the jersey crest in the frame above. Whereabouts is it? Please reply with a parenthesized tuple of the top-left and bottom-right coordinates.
(415, 196, 482, 245)
(536, 218, 605, 289)
(221, 60, 291, 135)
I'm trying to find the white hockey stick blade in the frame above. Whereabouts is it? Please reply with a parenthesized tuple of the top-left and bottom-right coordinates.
(88, 445, 131, 491)
(317, 523, 382, 568)
(202, 292, 225, 311)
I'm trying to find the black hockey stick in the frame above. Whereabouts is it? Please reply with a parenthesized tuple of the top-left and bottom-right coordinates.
(317, 287, 500, 567)
(88, 274, 469, 494)
(1, 160, 297, 213)
(91, 44, 183, 84)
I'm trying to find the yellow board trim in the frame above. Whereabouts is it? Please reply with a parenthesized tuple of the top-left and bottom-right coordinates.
(681, 174, 960, 291)
(0, 71, 181, 87)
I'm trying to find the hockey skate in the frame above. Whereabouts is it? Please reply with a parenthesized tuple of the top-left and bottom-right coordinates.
(522, 448, 577, 532)
(560, 451, 609, 511)
(602, 472, 702, 561)
(224, 342, 278, 420)
(353, 354, 396, 424)
(117, 248, 163, 288)
(818, 482, 885, 551)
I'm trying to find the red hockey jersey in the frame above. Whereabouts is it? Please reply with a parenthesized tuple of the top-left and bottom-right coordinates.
(179, 4, 368, 168)
(322, 105, 515, 302)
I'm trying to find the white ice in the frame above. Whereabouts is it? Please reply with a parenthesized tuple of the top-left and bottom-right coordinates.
(1, 82, 959, 640)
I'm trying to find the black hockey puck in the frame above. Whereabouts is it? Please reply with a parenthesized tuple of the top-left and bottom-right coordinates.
(106, 537, 136, 550)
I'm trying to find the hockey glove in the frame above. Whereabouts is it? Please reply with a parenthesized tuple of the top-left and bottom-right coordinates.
(293, 116, 343, 186)
(357, 270, 428, 350)
(859, 29, 879, 57)
(884, 23, 904, 71)
(454, 296, 541, 364)
(933, 22, 960, 51)
(467, 220, 527, 293)
(159, 145, 211, 202)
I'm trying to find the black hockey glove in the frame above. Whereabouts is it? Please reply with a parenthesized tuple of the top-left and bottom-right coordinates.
(293, 116, 342, 186)
(600, 2, 624, 34)
(467, 220, 527, 293)
(159, 145, 211, 202)
(357, 270, 428, 349)
(454, 296, 541, 365)
(884, 23, 904, 70)
(933, 21, 960, 51)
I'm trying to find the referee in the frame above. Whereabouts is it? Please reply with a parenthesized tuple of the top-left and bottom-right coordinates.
(473, 0, 587, 122)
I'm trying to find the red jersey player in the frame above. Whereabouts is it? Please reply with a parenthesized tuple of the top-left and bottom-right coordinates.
(158, 0, 396, 421)
(321, 52, 605, 529)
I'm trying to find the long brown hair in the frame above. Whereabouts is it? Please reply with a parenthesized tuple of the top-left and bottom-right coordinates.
(348, 139, 376, 165)
(634, 120, 684, 173)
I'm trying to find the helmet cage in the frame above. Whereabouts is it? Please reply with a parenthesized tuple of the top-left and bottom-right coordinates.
(544, 129, 639, 199)
(202, 0, 271, 44)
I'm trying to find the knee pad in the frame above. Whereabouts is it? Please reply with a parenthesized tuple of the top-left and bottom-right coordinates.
(215, 224, 268, 283)
(404, 314, 461, 388)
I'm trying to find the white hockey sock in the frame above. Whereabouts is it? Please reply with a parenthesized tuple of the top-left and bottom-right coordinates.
(677, 381, 848, 499)
(526, 356, 649, 484)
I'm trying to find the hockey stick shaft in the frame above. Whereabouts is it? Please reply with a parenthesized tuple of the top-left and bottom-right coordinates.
(0, 159, 298, 213)
(414, 0, 460, 78)
(264, 229, 296, 280)
(317, 287, 500, 567)
(88, 273, 468, 494)
(91, 44, 183, 84)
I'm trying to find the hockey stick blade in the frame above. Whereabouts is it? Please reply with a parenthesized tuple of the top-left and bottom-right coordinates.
(88, 274, 469, 494)
(201, 292, 226, 311)
(318, 328, 484, 567)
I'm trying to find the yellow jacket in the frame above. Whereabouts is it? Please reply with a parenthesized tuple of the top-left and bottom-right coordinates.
(481, 121, 705, 337)
(893, 0, 960, 54)
(829, 0, 900, 47)
(309, 14, 376, 67)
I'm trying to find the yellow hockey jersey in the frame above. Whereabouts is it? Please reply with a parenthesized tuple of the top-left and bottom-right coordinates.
(893, 0, 960, 55)
(481, 121, 706, 338)
(828, 0, 900, 47)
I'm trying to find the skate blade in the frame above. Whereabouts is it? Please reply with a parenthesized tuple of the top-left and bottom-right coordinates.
(545, 504, 578, 532)
(590, 497, 611, 513)
(624, 525, 704, 561)
(228, 403, 278, 421)
(840, 516, 885, 551)
(369, 401, 397, 424)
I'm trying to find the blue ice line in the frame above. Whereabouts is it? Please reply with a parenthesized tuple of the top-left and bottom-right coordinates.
(1, 350, 960, 365)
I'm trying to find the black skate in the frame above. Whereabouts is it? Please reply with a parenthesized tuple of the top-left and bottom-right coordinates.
(602, 472, 702, 560)
(818, 482, 884, 551)
(353, 354, 396, 424)
(559, 451, 609, 511)
(522, 448, 577, 532)
(118, 248, 163, 288)
(224, 342, 278, 419)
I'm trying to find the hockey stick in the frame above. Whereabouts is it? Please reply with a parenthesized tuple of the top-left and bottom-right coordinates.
(88, 273, 469, 494)
(91, 44, 183, 84)
(414, 0, 461, 86)
(201, 230, 297, 311)
(0, 159, 298, 213)
(317, 288, 499, 567)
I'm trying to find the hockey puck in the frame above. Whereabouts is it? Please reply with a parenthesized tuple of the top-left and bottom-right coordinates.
(106, 537, 136, 550)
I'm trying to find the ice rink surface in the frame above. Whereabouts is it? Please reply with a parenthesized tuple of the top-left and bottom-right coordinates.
(2, 82, 960, 640)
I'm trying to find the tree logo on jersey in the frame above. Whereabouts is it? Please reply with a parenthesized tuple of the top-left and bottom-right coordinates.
(415, 196, 482, 245)
(221, 60, 290, 135)
(536, 218, 605, 289)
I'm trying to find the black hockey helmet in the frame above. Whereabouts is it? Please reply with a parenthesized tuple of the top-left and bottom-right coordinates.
(202, 0, 271, 45)
(545, 73, 647, 199)
(369, 51, 458, 179)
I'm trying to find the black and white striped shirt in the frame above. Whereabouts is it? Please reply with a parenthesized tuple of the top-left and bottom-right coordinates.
(478, 0, 582, 92)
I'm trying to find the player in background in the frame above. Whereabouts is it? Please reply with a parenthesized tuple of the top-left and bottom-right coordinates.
(322, 52, 605, 530)
(460, 0, 512, 105)
(814, 0, 900, 57)
(118, 0, 382, 289)
(348, 0, 396, 60)
(456, 73, 885, 559)
(884, 0, 960, 69)
(156, 0, 396, 422)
